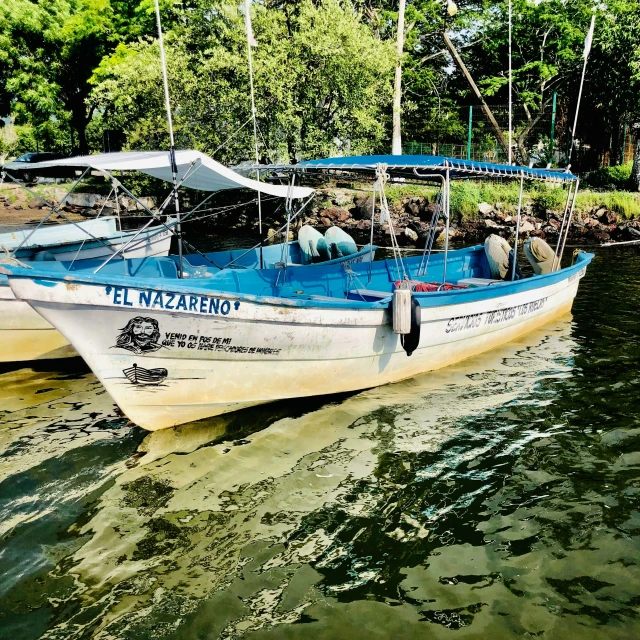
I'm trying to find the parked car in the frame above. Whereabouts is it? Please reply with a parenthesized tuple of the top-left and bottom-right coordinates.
(1, 152, 74, 183)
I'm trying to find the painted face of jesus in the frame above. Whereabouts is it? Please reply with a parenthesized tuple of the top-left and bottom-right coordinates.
(132, 320, 156, 346)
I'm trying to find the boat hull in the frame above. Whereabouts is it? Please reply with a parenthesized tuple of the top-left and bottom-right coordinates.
(0, 237, 369, 363)
(0, 285, 77, 361)
(15, 223, 173, 262)
(0, 224, 172, 362)
(7, 261, 587, 429)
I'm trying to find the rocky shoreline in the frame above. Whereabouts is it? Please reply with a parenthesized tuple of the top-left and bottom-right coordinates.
(297, 187, 640, 247)
(1, 182, 639, 247)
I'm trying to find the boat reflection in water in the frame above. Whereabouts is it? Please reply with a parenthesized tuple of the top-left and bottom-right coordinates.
(0, 358, 127, 487)
(28, 318, 602, 639)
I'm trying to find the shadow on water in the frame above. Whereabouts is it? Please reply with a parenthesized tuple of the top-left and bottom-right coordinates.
(0, 248, 639, 639)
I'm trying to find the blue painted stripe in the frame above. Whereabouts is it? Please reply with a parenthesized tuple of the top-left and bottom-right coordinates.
(4, 248, 594, 311)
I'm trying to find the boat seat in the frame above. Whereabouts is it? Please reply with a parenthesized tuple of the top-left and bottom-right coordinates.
(348, 289, 392, 302)
(457, 277, 502, 287)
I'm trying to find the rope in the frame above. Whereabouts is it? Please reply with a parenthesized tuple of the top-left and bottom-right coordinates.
(375, 163, 407, 280)
(342, 263, 371, 300)
(418, 185, 444, 276)
(0, 246, 32, 268)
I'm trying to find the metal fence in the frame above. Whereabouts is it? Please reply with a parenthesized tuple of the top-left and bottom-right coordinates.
(404, 101, 636, 170)
(403, 102, 554, 164)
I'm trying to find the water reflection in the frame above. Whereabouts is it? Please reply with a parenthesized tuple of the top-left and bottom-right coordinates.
(8, 318, 609, 640)
(2, 247, 640, 640)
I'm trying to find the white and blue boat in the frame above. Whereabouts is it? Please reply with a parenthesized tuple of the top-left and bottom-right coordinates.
(0, 215, 173, 262)
(2, 156, 592, 430)
(0, 150, 375, 361)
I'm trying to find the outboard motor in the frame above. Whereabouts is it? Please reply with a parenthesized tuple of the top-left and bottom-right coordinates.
(393, 282, 421, 356)
(523, 237, 555, 274)
(324, 227, 358, 259)
(298, 225, 330, 263)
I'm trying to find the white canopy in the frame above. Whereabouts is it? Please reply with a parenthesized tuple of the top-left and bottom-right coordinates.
(17, 150, 314, 199)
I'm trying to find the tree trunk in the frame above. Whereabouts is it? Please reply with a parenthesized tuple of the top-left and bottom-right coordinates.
(66, 94, 93, 155)
(442, 32, 511, 160)
(391, 0, 405, 155)
(632, 132, 640, 192)
(75, 119, 89, 156)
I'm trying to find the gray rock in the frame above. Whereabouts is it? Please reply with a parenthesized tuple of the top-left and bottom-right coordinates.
(27, 198, 45, 209)
(404, 227, 419, 242)
(351, 194, 374, 220)
(478, 202, 494, 216)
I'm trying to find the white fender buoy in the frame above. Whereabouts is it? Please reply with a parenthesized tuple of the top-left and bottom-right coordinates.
(393, 284, 412, 334)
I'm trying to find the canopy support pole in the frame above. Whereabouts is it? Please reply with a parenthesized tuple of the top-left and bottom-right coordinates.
(222, 192, 315, 269)
(69, 184, 117, 268)
(442, 167, 450, 288)
(109, 160, 201, 225)
(154, 0, 183, 278)
(552, 182, 575, 271)
(511, 170, 525, 281)
(416, 174, 445, 277)
(93, 162, 201, 273)
(283, 174, 295, 270)
(556, 179, 579, 270)
(4, 168, 94, 255)
(367, 179, 377, 283)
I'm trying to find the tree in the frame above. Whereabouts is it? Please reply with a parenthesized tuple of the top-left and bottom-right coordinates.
(90, 0, 395, 162)
(0, 0, 182, 154)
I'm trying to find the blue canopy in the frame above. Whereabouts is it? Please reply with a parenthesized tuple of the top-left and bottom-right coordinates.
(274, 155, 577, 183)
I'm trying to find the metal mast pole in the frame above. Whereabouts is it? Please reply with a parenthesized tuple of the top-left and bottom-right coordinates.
(154, 0, 183, 277)
(568, 14, 596, 167)
(508, 0, 512, 165)
(245, 0, 264, 267)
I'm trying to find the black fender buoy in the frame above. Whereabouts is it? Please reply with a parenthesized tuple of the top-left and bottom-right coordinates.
(400, 296, 421, 356)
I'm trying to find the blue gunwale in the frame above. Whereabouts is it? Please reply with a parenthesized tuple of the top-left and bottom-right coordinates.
(2, 246, 594, 311)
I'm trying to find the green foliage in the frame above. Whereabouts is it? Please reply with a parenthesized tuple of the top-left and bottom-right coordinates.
(0, 125, 18, 163)
(581, 162, 633, 190)
(576, 190, 640, 219)
(449, 181, 522, 217)
(90, 0, 395, 163)
(530, 184, 566, 217)
(387, 180, 640, 219)
(0, 0, 638, 180)
(0, 0, 170, 153)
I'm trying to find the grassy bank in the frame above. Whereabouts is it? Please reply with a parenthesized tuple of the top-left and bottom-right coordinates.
(383, 180, 640, 219)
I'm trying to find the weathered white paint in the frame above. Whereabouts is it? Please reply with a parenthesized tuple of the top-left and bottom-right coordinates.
(44, 224, 172, 262)
(0, 222, 171, 362)
(9, 269, 584, 430)
(0, 285, 75, 361)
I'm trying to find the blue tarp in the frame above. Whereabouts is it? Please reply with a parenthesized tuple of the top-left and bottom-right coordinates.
(281, 155, 577, 183)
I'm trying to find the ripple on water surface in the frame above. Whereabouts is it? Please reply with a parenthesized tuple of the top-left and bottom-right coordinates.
(0, 248, 639, 640)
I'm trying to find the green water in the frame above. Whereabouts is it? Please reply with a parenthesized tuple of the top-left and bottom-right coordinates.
(1, 247, 639, 639)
